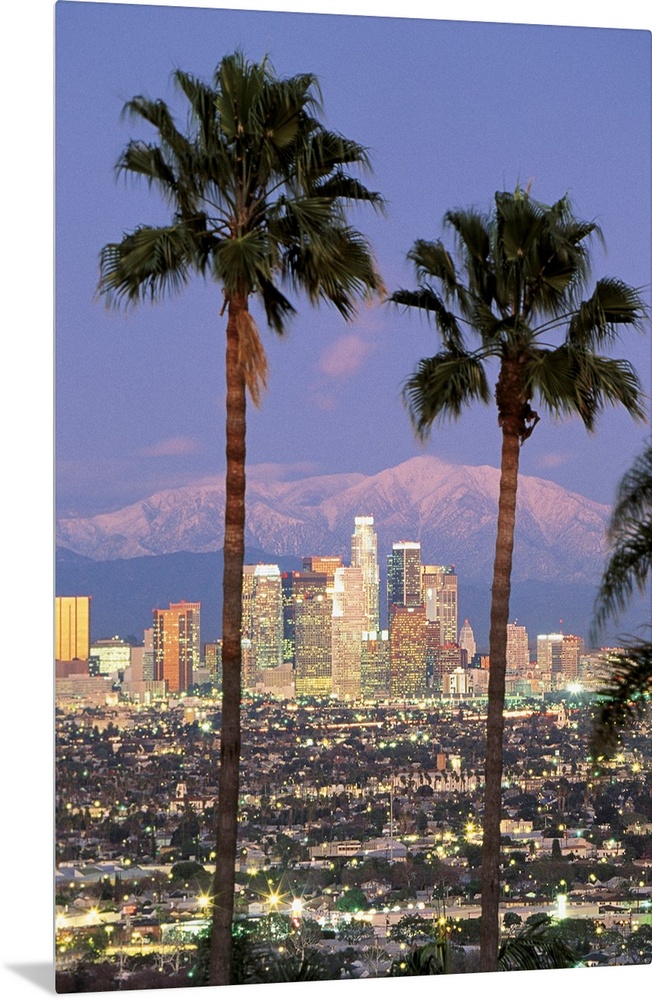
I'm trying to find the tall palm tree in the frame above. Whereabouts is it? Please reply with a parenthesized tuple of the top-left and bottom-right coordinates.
(590, 440, 652, 758)
(389, 187, 646, 971)
(98, 51, 384, 984)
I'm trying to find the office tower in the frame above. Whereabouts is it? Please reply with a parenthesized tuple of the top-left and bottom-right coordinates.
(242, 564, 283, 676)
(282, 569, 330, 666)
(302, 555, 342, 581)
(55, 596, 91, 661)
(331, 566, 366, 700)
(387, 542, 422, 622)
(506, 622, 530, 671)
(536, 633, 564, 687)
(204, 640, 222, 687)
(130, 628, 154, 683)
(295, 582, 333, 697)
(361, 630, 390, 700)
(90, 637, 132, 676)
(389, 603, 427, 699)
(351, 515, 380, 632)
(459, 619, 476, 663)
(561, 634, 584, 682)
(152, 600, 200, 693)
(421, 565, 458, 645)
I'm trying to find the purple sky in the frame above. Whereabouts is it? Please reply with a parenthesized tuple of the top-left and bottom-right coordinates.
(54, 1, 651, 519)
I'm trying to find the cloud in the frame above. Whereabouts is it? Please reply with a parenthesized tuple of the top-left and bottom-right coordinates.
(318, 334, 375, 379)
(140, 436, 200, 458)
(536, 451, 571, 470)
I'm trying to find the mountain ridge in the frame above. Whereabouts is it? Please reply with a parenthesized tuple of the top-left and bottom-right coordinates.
(56, 454, 610, 585)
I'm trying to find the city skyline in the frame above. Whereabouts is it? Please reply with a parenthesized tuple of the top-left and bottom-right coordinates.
(6, 2, 652, 999)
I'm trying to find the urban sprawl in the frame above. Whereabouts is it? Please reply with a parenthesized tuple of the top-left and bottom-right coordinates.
(55, 515, 652, 987)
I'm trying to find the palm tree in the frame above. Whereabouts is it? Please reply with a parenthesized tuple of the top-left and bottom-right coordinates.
(590, 440, 652, 758)
(98, 51, 384, 984)
(389, 187, 646, 971)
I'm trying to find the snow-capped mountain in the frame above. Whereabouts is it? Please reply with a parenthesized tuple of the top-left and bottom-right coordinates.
(56, 455, 610, 584)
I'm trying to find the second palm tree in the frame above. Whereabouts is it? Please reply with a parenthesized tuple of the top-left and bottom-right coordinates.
(390, 187, 646, 970)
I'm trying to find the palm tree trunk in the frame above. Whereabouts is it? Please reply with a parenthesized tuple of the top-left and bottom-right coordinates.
(210, 295, 247, 985)
(480, 362, 523, 972)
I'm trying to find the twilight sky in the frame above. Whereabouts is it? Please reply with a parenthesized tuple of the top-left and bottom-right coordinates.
(55, 1, 651, 519)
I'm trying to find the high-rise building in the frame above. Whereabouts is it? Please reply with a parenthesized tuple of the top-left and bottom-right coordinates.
(389, 603, 427, 699)
(242, 564, 283, 677)
(302, 555, 342, 581)
(294, 580, 333, 697)
(204, 640, 222, 687)
(387, 542, 421, 623)
(282, 569, 331, 666)
(351, 516, 380, 632)
(536, 633, 564, 686)
(459, 618, 476, 664)
(90, 637, 131, 677)
(361, 629, 390, 700)
(331, 566, 366, 700)
(129, 628, 154, 683)
(561, 634, 584, 683)
(152, 600, 200, 693)
(506, 622, 530, 671)
(421, 565, 458, 645)
(55, 596, 91, 661)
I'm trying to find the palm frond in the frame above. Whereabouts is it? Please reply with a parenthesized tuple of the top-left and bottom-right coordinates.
(608, 439, 652, 535)
(98, 224, 198, 305)
(498, 915, 579, 972)
(402, 351, 490, 438)
(525, 346, 645, 430)
(568, 278, 647, 349)
(285, 224, 385, 318)
(592, 521, 652, 633)
(590, 639, 652, 759)
(389, 286, 465, 350)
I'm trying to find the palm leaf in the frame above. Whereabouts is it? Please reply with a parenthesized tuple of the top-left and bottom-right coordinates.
(568, 278, 647, 349)
(590, 639, 652, 758)
(402, 351, 490, 438)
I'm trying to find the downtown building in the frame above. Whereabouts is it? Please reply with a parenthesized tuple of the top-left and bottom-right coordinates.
(292, 568, 334, 697)
(351, 515, 380, 633)
(55, 595, 91, 669)
(389, 603, 427, 700)
(331, 565, 366, 700)
(421, 564, 458, 645)
(242, 564, 284, 686)
(152, 600, 200, 693)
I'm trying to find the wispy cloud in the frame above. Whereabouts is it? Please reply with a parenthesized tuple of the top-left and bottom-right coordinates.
(247, 461, 321, 482)
(318, 334, 375, 379)
(140, 436, 200, 458)
(536, 451, 571, 470)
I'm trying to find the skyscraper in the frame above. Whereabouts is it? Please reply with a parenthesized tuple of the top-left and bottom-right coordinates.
(459, 618, 476, 664)
(421, 565, 458, 645)
(506, 622, 530, 671)
(351, 515, 380, 632)
(55, 596, 91, 661)
(331, 565, 366, 700)
(387, 542, 421, 622)
(302, 555, 342, 581)
(389, 603, 427, 699)
(242, 564, 283, 677)
(152, 600, 200, 693)
(361, 629, 390, 700)
(294, 581, 333, 697)
(282, 569, 331, 666)
(536, 633, 564, 687)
